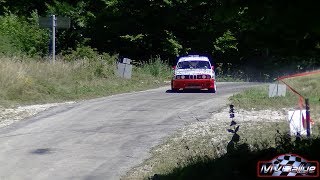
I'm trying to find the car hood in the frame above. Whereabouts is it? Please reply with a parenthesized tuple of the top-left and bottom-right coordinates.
(175, 69, 213, 75)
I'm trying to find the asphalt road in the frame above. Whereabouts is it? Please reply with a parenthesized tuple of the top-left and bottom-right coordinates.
(0, 82, 259, 180)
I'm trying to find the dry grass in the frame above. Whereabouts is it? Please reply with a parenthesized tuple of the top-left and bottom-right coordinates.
(0, 56, 172, 107)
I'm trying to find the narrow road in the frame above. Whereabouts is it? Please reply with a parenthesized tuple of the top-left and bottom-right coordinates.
(0, 82, 259, 180)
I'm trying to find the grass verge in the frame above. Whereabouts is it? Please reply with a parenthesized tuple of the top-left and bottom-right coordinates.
(147, 132, 320, 180)
(122, 108, 291, 180)
(123, 110, 320, 180)
(0, 55, 172, 107)
(229, 73, 320, 120)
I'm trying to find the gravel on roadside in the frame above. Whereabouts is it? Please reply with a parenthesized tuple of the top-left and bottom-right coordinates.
(0, 102, 75, 128)
(122, 107, 290, 180)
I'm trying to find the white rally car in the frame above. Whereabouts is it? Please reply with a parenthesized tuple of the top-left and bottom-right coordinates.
(171, 55, 217, 93)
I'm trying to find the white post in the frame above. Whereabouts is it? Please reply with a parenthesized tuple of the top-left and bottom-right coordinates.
(52, 15, 56, 63)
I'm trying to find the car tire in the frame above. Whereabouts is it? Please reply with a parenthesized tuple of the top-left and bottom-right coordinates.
(171, 88, 179, 93)
(208, 88, 216, 93)
(171, 80, 179, 93)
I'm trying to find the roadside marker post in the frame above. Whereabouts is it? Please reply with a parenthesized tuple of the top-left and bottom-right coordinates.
(229, 104, 235, 119)
(228, 104, 238, 132)
(227, 104, 240, 153)
(116, 58, 132, 79)
(305, 98, 311, 137)
(269, 83, 286, 97)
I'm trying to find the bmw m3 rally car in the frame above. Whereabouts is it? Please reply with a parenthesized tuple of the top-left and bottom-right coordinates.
(171, 55, 217, 93)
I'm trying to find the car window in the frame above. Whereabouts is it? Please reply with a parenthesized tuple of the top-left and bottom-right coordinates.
(177, 61, 210, 69)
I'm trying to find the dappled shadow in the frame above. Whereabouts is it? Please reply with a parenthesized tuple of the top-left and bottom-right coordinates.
(150, 137, 320, 180)
(149, 105, 320, 180)
(149, 144, 272, 180)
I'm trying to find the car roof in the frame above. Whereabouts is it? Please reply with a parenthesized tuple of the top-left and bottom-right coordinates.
(177, 55, 210, 62)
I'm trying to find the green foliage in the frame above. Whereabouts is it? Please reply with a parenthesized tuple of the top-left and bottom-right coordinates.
(1, 0, 320, 66)
(62, 45, 99, 62)
(120, 34, 145, 42)
(163, 30, 183, 56)
(46, 1, 95, 28)
(213, 30, 238, 54)
(0, 12, 49, 57)
(137, 56, 172, 79)
(45, 0, 96, 50)
(0, 34, 21, 56)
(0, 0, 47, 16)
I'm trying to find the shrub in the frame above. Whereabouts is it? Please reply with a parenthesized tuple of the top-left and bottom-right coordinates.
(137, 56, 172, 79)
(0, 34, 22, 56)
(0, 12, 49, 57)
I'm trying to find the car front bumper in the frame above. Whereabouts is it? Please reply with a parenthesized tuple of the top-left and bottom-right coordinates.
(171, 79, 215, 90)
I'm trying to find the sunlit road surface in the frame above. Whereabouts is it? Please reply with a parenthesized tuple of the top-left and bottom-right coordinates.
(0, 82, 261, 180)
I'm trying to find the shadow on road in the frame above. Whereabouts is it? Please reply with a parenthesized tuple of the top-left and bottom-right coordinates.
(30, 148, 53, 155)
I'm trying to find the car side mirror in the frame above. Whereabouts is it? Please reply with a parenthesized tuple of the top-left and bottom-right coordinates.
(172, 66, 176, 70)
(211, 65, 214, 70)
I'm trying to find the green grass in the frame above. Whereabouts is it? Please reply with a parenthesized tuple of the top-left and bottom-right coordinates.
(123, 120, 320, 180)
(123, 121, 290, 180)
(229, 85, 297, 110)
(215, 75, 245, 82)
(0, 55, 172, 107)
(229, 73, 320, 120)
(149, 133, 320, 180)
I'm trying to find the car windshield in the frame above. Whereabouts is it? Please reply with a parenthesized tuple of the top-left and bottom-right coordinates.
(177, 61, 210, 69)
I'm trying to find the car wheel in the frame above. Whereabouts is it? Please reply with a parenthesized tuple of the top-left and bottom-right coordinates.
(171, 80, 179, 93)
(171, 88, 179, 93)
(208, 88, 216, 93)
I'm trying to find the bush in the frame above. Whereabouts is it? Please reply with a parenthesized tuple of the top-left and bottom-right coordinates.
(0, 12, 49, 57)
(62, 45, 99, 62)
(0, 34, 21, 56)
(137, 56, 172, 79)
